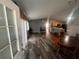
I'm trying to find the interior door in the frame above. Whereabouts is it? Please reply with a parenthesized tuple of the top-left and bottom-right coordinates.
(0, 3, 18, 59)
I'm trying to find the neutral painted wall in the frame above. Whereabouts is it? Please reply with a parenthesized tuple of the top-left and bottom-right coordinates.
(21, 19, 29, 49)
(67, 1, 79, 36)
(29, 19, 42, 33)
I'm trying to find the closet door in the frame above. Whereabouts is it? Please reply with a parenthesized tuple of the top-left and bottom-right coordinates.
(6, 7, 18, 57)
(0, 4, 11, 59)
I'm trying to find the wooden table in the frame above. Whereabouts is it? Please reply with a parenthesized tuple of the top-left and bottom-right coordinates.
(59, 36, 79, 59)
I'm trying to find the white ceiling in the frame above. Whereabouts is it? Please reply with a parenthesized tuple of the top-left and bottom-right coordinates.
(13, 0, 76, 20)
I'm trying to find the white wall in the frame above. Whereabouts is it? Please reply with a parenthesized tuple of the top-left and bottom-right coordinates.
(67, 1, 79, 36)
(21, 19, 29, 49)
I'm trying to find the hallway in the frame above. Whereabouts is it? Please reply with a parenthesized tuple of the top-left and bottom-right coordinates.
(0, 0, 79, 59)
